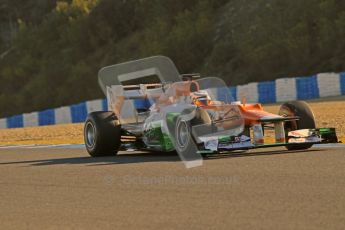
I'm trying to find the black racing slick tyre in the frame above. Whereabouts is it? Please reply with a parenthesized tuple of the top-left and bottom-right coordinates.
(279, 101, 316, 150)
(175, 117, 194, 154)
(84, 111, 121, 157)
(173, 116, 201, 161)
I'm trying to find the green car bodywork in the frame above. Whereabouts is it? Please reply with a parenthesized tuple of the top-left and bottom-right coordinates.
(143, 112, 179, 152)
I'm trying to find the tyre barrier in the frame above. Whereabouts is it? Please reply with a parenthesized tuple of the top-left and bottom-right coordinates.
(1, 73, 345, 129)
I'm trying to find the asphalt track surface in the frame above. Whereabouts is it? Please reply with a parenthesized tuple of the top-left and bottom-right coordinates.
(0, 145, 344, 230)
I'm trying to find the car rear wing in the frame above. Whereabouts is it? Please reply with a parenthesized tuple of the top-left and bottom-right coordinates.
(111, 84, 164, 100)
(108, 80, 201, 101)
(98, 56, 181, 95)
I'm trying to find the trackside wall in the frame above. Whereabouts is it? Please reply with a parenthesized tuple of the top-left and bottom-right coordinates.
(1, 73, 345, 129)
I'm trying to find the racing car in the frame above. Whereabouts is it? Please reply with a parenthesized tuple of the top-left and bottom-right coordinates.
(84, 56, 338, 163)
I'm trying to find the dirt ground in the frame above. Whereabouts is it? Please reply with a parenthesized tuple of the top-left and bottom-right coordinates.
(0, 100, 344, 145)
(0, 123, 84, 145)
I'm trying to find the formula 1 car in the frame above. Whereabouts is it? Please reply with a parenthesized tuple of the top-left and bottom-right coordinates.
(84, 56, 338, 163)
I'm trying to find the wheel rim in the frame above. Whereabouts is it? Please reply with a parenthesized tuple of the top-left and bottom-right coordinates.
(176, 120, 189, 148)
(85, 122, 96, 148)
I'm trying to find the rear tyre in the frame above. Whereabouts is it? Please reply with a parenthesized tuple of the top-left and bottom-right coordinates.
(84, 111, 121, 157)
(279, 101, 316, 150)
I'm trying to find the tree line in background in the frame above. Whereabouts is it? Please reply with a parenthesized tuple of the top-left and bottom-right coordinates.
(0, 0, 344, 117)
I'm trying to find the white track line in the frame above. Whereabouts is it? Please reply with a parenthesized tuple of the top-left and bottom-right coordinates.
(0, 143, 344, 150)
(313, 144, 345, 148)
(0, 144, 37, 149)
(0, 144, 84, 149)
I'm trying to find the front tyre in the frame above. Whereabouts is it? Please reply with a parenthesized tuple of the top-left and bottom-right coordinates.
(173, 116, 202, 160)
(175, 118, 193, 153)
(84, 111, 121, 157)
(279, 101, 316, 150)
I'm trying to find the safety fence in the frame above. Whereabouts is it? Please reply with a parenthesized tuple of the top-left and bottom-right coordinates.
(1, 72, 345, 129)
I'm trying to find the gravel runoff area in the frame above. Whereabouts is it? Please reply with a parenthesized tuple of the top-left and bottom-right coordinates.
(0, 100, 344, 145)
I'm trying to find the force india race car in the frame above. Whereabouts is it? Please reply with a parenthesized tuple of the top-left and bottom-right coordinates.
(84, 56, 338, 167)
